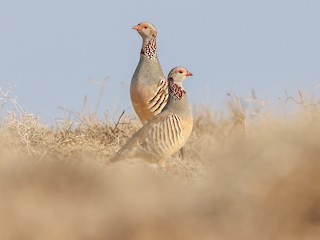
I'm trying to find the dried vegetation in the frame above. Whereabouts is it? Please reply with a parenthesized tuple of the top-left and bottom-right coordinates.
(0, 87, 320, 239)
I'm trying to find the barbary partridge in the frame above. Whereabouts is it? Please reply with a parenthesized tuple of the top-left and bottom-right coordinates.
(111, 67, 193, 163)
(130, 22, 168, 125)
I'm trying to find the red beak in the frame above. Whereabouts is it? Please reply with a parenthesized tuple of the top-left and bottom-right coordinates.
(132, 25, 140, 31)
(186, 71, 193, 77)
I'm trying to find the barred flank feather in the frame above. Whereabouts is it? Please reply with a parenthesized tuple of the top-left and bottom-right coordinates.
(148, 80, 169, 114)
(145, 114, 183, 155)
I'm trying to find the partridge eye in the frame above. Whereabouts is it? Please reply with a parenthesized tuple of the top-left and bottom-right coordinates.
(144, 26, 148, 29)
(178, 70, 184, 74)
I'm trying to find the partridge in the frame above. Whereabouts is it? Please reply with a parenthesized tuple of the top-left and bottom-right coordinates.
(111, 67, 193, 163)
(130, 22, 168, 125)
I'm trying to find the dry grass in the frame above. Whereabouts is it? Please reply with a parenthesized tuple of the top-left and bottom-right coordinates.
(1, 89, 320, 240)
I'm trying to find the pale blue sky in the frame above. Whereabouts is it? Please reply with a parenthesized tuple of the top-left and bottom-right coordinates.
(1, 0, 320, 123)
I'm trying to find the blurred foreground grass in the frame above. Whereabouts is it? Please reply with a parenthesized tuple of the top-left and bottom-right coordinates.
(0, 90, 320, 240)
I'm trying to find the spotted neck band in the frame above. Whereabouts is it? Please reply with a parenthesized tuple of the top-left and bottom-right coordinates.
(168, 78, 186, 100)
(141, 37, 157, 60)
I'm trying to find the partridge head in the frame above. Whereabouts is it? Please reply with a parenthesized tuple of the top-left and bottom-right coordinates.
(132, 22, 157, 38)
(132, 22, 158, 60)
(168, 67, 193, 84)
(167, 67, 193, 100)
